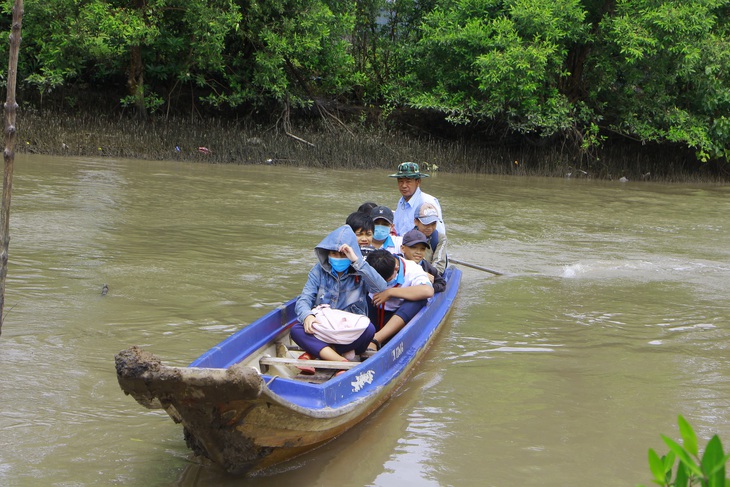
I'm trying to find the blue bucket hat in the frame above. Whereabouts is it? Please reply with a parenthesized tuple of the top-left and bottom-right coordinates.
(389, 162, 430, 179)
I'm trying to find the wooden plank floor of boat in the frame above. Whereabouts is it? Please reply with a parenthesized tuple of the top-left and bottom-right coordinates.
(289, 354, 375, 383)
(294, 369, 338, 383)
(268, 344, 375, 383)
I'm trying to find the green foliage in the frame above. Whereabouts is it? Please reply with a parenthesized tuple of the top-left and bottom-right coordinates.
(181, 0, 358, 111)
(641, 415, 730, 487)
(4, 0, 243, 111)
(350, 0, 438, 103)
(1, 0, 87, 86)
(586, 0, 730, 162)
(404, 0, 588, 136)
(24, 71, 64, 99)
(121, 91, 164, 114)
(1, 0, 729, 164)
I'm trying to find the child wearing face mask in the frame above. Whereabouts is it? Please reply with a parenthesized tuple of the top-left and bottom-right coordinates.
(364, 249, 434, 351)
(291, 225, 387, 372)
(369, 206, 402, 255)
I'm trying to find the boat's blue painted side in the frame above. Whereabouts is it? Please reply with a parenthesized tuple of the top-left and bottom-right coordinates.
(189, 267, 462, 411)
(190, 299, 298, 368)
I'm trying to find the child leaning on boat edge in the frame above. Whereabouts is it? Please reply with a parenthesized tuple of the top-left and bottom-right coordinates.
(291, 225, 387, 367)
(365, 249, 434, 350)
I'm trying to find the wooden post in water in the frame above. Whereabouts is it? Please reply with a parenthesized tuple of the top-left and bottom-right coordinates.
(0, 0, 24, 335)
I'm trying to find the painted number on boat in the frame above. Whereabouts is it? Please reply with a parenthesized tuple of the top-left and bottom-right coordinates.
(351, 370, 375, 392)
(391, 342, 404, 361)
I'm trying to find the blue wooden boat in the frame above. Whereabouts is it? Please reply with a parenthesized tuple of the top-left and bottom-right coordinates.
(115, 267, 461, 475)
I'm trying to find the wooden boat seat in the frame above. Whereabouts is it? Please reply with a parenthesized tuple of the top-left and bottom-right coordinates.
(259, 356, 359, 370)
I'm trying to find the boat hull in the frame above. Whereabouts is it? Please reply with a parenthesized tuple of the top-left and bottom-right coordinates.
(116, 267, 462, 474)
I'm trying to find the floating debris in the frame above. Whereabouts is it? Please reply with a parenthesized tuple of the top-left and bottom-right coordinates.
(421, 162, 439, 171)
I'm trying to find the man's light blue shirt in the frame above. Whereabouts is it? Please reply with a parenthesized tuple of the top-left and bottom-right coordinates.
(394, 187, 445, 236)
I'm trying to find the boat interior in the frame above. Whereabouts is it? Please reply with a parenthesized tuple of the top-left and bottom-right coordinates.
(244, 331, 374, 384)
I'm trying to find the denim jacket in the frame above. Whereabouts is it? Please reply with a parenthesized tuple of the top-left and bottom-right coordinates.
(296, 225, 387, 323)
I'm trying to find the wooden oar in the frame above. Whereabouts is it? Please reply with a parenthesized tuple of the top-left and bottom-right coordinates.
(449, 258, 504, 276)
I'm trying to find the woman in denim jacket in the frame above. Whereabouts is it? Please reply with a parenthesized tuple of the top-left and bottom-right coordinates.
(291, 225, 387, 369)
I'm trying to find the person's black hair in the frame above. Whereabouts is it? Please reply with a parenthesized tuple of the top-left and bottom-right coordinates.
(357, 201, 378, 214)
(366, 249, 396, 281)
(346, 211, 374, 233)
(359, 245, 376, 257)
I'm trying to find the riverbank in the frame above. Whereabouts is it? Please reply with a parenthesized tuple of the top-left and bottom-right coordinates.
(15, 109, 728, 182)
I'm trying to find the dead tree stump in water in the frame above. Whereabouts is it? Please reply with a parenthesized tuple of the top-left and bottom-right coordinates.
(0, 0, 24, 335)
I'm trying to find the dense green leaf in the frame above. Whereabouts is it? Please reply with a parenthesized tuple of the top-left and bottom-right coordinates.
(662, 435, 704, 478)
(648, 448, 669, 485)
(646, 418, 730, 487)
(674, 460, 690, 487)
(702, 435, 727, 487)
(664, 449, 677, 468)
(678, 415, 699, 457)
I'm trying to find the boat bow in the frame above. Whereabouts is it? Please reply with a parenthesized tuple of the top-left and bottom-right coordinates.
(115, 346, 264, 409)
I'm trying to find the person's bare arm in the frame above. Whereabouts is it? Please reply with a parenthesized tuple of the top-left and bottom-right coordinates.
(371, 284, 433, 306)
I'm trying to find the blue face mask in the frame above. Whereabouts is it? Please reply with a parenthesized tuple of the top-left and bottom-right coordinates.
(328, 256, 351, 273)
(387, 260, 404, 287)
(373, 225, 390, 241)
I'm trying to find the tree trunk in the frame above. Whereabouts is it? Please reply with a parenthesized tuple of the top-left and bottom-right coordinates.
(0, 0, 24, 334)
(128, 44, 146, 119)
(126, 0, 147, 118)
(560, 0, 617, 102)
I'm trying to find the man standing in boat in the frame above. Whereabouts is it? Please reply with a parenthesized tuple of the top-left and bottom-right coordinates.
(390, 162, 445, 237)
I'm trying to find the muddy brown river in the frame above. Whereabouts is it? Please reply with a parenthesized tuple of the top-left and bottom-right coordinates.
(0, 154, 728, 486)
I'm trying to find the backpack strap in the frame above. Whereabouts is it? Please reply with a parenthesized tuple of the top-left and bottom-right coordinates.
(429, 229, 439, 252)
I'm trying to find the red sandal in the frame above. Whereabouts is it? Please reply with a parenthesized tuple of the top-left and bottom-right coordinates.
(297, 353, 316, 375)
